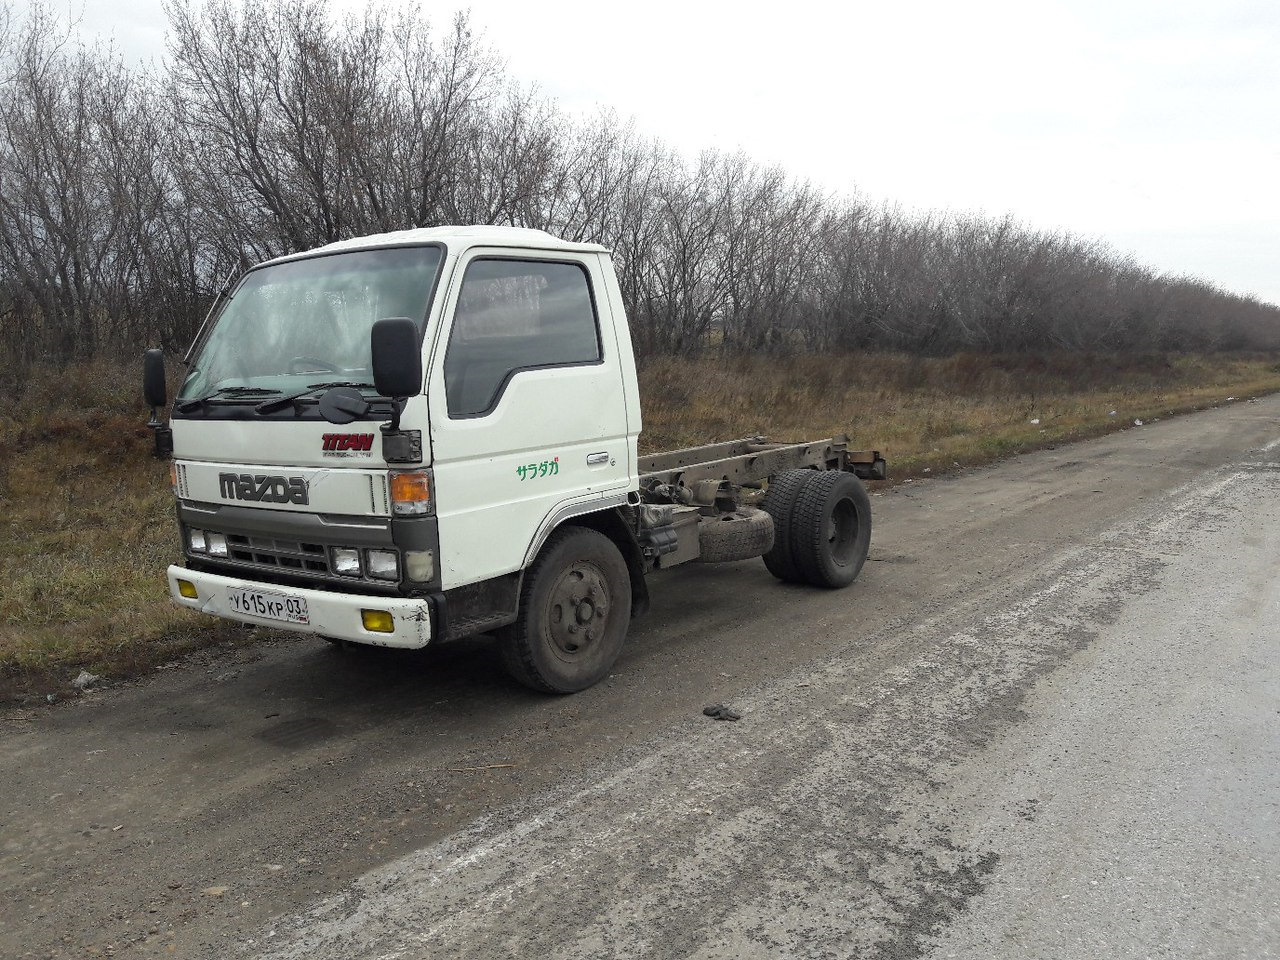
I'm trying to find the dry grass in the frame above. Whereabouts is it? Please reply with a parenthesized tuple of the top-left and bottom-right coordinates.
(3, 351, 1279, 704)
(638, 351, 1280, 477)
(0, 360, 257, 705)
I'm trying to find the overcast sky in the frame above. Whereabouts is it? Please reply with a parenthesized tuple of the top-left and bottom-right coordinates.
(19, 0, 1280, 306)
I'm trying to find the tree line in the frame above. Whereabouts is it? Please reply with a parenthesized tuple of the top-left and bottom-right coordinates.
(1, 0, 1277, 379)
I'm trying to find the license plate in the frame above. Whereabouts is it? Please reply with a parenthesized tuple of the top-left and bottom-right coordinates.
(226, 587, 310, 625)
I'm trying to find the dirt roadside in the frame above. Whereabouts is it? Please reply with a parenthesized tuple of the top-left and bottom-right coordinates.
(2, 397, 1278, 958)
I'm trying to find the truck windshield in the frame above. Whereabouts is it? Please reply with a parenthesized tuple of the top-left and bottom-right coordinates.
(178, 245, 443, 404)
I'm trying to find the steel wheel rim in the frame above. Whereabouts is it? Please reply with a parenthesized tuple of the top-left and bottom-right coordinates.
(544, 561, 611, 661)
(827, 497, 859, 566)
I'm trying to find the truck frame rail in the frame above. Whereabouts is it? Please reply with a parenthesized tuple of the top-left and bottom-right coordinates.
(637, 435, 885, 492)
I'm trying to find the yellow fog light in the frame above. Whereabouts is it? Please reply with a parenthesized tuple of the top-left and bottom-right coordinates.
(361, 609, 394, 633)
(177, 579, 198, 599)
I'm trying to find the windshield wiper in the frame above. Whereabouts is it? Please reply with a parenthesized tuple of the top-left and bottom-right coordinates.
(176, 386, 282, 414)
(255, 381, 378, 414)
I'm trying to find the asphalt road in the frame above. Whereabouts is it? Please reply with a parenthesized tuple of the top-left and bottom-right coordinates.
(3, 397, 1278, 959)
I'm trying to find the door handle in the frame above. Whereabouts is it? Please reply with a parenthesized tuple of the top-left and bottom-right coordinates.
(586, 452, 610, 465)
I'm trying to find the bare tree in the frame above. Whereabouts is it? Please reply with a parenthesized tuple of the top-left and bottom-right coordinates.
(2, 0, 1277, 380)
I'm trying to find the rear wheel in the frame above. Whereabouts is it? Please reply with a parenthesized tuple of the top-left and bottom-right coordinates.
(760, 469, 814, 582)
(499, 526, 632, 693)
(789, 471, 872, 588)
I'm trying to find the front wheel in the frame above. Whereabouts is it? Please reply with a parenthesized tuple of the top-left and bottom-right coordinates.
(499, 526, 632, 693)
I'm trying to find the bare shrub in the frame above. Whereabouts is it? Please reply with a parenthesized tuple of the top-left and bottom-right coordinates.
(0, 0, 1276, 384)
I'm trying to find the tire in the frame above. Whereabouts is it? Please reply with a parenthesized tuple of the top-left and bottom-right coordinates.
(321, 636, 385, 655)
(696, 508, 774, 563)
(499, 526, 632, 693)
(760, 469, 814, 582)
(789, 471, 872, 588)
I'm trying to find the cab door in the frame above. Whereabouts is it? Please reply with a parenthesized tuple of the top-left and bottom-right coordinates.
(426, 249, 633, 590)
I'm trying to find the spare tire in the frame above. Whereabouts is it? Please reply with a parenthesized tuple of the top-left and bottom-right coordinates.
(696, 508, 775, 563)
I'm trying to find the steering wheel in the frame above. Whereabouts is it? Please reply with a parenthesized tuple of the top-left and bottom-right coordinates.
(289, 356, 340, 374)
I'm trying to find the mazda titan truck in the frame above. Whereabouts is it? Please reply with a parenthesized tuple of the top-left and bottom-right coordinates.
(143, 226, 884, 692)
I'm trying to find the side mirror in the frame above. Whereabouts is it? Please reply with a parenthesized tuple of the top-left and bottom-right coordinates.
(142, 349, 173, 459)
(370, 317, 422, 399)
(143, 349, 167, 409)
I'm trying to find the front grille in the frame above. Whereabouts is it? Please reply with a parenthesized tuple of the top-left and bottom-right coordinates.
(183, 525, 399, 595)
(226, 534, 329, 574)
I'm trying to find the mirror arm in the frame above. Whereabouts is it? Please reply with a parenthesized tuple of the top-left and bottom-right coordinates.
(149, 416, 173, 459)
(379, 399, 422, 464)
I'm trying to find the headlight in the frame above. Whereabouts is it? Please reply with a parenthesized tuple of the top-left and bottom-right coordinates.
(332, 547, 361, 577)
(189, 528, 207, 553)
(365, 549, 399, 581)
(206, 532, 229, 557)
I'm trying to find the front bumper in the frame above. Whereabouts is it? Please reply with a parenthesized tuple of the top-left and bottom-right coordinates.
(167, 565, 433, 648)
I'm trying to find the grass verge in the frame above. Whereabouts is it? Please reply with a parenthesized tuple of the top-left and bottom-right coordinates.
(3, 351, 1279, 705)
(0, 361, 260, 707)
(637, 351, 1280, 475)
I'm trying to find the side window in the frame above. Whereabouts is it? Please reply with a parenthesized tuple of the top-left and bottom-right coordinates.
(444, 258, 602, 418)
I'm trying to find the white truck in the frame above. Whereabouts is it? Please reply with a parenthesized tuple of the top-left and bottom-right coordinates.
(142, 226, 885, 692)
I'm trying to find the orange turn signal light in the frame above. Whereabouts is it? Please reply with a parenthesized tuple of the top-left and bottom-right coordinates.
(389, 470, 432, 515)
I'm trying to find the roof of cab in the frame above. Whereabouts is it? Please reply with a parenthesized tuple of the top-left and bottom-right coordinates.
(265, 225, 609, 266)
